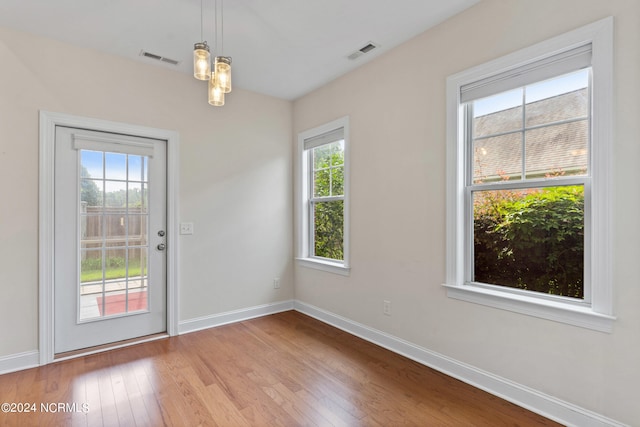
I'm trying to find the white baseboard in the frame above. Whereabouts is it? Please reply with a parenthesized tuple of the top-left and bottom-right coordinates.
(0, 350, 39, 375)
(178, 300, 295, 334)
(293, 300, 627, 427)
(0, 301, 294, 375)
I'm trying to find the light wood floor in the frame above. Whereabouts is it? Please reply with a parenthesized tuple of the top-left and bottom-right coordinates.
(0, 311, 560, 426)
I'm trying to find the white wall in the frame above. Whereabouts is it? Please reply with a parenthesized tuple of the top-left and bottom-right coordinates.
(293, 0, 640, 424)
(0, 26, 293, 355)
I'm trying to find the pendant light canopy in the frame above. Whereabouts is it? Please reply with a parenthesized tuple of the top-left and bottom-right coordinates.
(193, 0, 232, 107)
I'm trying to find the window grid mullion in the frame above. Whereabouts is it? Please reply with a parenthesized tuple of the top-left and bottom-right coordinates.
(308, 150, 316, 257)
(473, 115, 590, 142)
(581, 68, 594, 304)
(310, 195, 344, 203)
(328, 146, 333, 197)
(521, 88, 526, 180)
(465, 103, 475, 187)
(470, 176, 588, 192)
(465, 103, 475, 283)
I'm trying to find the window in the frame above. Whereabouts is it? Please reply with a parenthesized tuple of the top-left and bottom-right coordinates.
(297, 117, 350, 275)
(470, 66, 590, 300)
(445, 18, 614, 331)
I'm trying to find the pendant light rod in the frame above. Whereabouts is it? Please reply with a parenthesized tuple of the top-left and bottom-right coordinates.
(220, 0, 224, 54)
(200, 0, 204, 42)
(193, 0, 210, 80)
(214, 0, 218, 53)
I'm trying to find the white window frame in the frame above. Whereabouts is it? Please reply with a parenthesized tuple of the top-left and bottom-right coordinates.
(297, 116, 350, 276)
(444, 17, 615, 332)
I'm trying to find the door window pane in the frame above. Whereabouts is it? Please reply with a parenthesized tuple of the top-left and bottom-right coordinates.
(127, 247, 148, 282)
(127, 181, 148, 213)
(81, 150, 103, 179)
(80, 249, 103, 283)
(128, 155, 148, 182)
(81, 215, 102, 249)
(79, 149, 150, 321)
(102, 214, 126, 248)
(105, 152, 126, 180)
(81, 179, 103, 206)
(105, 181, 127, 207)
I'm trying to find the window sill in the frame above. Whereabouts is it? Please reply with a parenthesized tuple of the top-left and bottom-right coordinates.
(296, 257, 350, 276)
(443, 283, 615, 333)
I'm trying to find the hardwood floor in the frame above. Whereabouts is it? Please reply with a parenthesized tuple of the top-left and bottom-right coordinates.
(0, 311, 560, 426)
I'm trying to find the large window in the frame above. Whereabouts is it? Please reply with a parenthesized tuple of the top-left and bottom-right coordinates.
(297, 117, 350, 275)
(445, 18, 614, 331)
(469, 67, 590, 300)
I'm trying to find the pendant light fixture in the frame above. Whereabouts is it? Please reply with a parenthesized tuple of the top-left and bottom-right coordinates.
(193, 0, 232, 106)
(208, 77, 225, 106)
(213, 56, 232, 93)
(193, 42, 210, 80)
(212, 0, 231, 94)
(193, 0, 210, 80)
(209, 0, 232, 106)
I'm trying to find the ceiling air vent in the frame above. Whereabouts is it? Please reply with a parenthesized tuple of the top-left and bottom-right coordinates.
(347, 42, 380, 60)
(140, 50, 180, 66)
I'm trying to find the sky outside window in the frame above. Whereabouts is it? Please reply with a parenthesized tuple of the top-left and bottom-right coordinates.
(473, 68, 590, 117)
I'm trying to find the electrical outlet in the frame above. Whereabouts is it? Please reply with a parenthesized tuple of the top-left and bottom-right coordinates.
(180, 222, 194, 235)
(273, 278, 280, 289)
(383, 300, 391, 316)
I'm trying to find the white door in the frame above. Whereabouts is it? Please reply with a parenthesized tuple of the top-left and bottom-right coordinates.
(54, 126, 167, 354)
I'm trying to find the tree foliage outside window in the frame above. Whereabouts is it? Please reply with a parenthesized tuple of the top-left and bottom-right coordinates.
(473, 185, 584, 298)
(80, 162, 148, 208)
(80, 166, 101, 206)
(311, 141, 344, 260)
(314, 200, 344, 259)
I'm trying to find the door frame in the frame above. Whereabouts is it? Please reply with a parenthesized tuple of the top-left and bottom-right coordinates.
(39, 111, 180, 365)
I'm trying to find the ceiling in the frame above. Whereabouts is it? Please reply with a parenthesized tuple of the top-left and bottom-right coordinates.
(0, 0, 480, 100)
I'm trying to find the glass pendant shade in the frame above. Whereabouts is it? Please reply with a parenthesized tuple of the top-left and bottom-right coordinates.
(208, 76, 225, 106)
(193, 42, 211, 80)
(213, 56, 232, 93)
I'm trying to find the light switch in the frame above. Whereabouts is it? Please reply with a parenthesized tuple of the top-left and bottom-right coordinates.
(180, 222, 194, 235)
